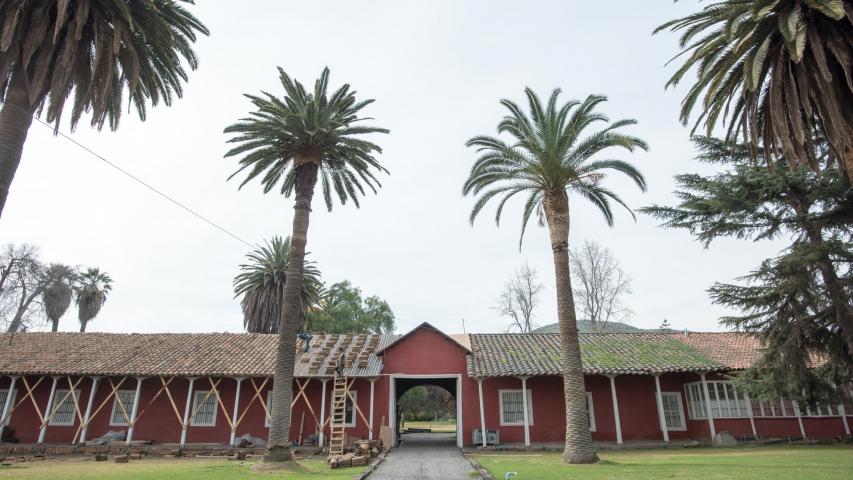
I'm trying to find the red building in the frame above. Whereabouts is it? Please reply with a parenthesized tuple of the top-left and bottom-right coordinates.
(0, 323, 849, 448)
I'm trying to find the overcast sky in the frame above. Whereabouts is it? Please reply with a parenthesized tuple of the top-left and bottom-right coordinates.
(1, 1, 786, 335)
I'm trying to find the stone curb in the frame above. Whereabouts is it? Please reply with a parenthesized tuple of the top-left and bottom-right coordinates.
(355, 449, 389, 480)
(463, 454, 494, 480)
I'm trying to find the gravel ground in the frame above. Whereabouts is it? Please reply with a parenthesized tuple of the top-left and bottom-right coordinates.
(369, 433, 477, 480)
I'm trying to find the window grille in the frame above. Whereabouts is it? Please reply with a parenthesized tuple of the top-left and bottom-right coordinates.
(191, 391, 217, 426)
(500, 389, 533, 426)
(110, 390, 137, 425)
(48, 389, 80, 426)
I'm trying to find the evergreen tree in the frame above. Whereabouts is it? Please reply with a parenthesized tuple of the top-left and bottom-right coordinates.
(642, 136, 852, 403)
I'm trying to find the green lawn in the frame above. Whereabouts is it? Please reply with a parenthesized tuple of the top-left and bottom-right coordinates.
(0, 458, 355, 480)
(402, 420, 457, 433)
(471, 445, 853, 480)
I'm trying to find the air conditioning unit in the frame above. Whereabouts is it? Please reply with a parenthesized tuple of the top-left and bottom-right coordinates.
(473, 428, 499, 446)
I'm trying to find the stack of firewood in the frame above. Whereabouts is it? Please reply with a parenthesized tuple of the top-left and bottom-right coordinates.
(327, 439, 383, 469)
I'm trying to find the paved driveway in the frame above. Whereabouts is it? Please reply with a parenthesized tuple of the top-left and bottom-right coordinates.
(370, 432, 476, 480)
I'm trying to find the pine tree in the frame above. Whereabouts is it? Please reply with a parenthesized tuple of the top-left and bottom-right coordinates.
(641, 137, 852, 403)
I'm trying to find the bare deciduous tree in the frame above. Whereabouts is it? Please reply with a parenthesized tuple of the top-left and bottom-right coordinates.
(0, 244, 47, 332)
(494, 262, 544, 333)
(569, 240, 633, 331)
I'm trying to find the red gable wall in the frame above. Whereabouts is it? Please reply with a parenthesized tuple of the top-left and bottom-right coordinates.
(381, 326, 468, 375)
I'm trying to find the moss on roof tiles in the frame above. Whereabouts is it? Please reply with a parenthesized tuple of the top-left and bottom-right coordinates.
(581, 337, 722, 372)
(468, 333, 732, 377)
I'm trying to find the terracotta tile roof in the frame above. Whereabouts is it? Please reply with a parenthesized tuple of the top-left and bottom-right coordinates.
(0, 332, 394, 378)
(675, 332, 762, 370)
(466, 332, 751, 377)
(0, 330, 764, 379)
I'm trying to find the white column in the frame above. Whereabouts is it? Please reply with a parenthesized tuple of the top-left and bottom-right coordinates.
(0, 376, 18, 441)
(230, 378, 244, 446)
(319, 378, 328, 448)
(79, 376, 101, 443)
(180, 377, 196, 447)
(38, 376, 60, 444)
(125, 377, 144, 445)
(368, 378, 377, 440)
(699, 373, 716, 440)
(793, 400, 807, 439)
(389, 376, 397, 447)
(653, 374, 669, 443)
(608, 375, 622, 445)
(839, 401, 850, 436)
(519, 376, 530, 447)
(456, 375, 463, 448)
(477, 378, 487, 447)
(743, 391, 757, 438)
(38, 377, 60, 443)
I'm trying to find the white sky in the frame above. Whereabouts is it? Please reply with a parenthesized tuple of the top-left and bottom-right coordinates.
(1, 1, 785, 335)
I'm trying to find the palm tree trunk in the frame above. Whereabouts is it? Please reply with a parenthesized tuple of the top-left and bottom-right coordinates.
(264, 161, 319, 463)
(0, 67, 35, 219)
(543, 190, 598, 464)
(51, 318, 59, 332)
(79, 320, 87, 333)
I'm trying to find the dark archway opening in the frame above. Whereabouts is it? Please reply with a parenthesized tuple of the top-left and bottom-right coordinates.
(392, 376, 459, 447)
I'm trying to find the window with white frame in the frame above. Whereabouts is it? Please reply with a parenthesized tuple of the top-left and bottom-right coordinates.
(842, 387, 853, 413)
(586, 392, 595, 432)
(753, 399, 796, 418)
(684, 381, 748, 419)
(661, 392, 686, 431)
(804, 403, 841, 417)
(191, 391, 217, 426)
(0, 388, 16, 426)
(499, 389, 533, 426)
(48, 389, 80, 426)
(109, 390, 137, 426)
(344, 391, 357, 427)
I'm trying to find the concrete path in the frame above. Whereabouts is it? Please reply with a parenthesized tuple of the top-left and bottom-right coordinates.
(370, 432, 477, 480)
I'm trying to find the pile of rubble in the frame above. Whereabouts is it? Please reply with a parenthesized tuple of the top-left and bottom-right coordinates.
(328, 439, 383, 469)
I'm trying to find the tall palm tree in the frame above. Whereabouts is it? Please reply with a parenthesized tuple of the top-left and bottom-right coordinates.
(74, 268, 112, 333)
(655, 0, 853, 180)
(463, 90, 647, 464)
(234, 236, 324, 334)
(43, 263, 75, 332)
(224, 67, 388, 463)
(0, 1, 208, 219)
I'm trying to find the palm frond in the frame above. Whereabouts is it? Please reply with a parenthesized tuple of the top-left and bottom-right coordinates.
(463, 89, 647, 246)
(0, 0, 208, 131)
(233, 236, 324, 334)
(224, 67, 389, 210)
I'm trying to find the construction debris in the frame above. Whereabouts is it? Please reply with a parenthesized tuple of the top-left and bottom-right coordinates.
(327, 438, 383, 469)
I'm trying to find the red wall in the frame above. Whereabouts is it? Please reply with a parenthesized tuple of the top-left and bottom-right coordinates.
(2, 330, 849, 446)
(380, 327, 472, 445)
(0, 375, 384, 445)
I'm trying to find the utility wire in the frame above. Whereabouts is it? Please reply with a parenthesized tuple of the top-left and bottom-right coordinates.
(35, 118, 254, 249)
(35, 119, 425, 332)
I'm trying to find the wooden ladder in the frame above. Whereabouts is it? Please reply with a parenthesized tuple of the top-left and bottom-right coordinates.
(327, 370, 348, 456)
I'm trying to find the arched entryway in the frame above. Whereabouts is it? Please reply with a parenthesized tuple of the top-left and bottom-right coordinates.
(388, 374, 462, 447)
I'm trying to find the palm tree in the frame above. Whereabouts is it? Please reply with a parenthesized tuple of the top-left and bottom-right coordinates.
(224, 67, 388, 463)
(0, 1, 208, 219)
(43, 264, 75, 332)
(463, 90, 647, 464)
(655, 0, 853, 180)
(74, 268, 112, 333)
(234, 236, 324, 334)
